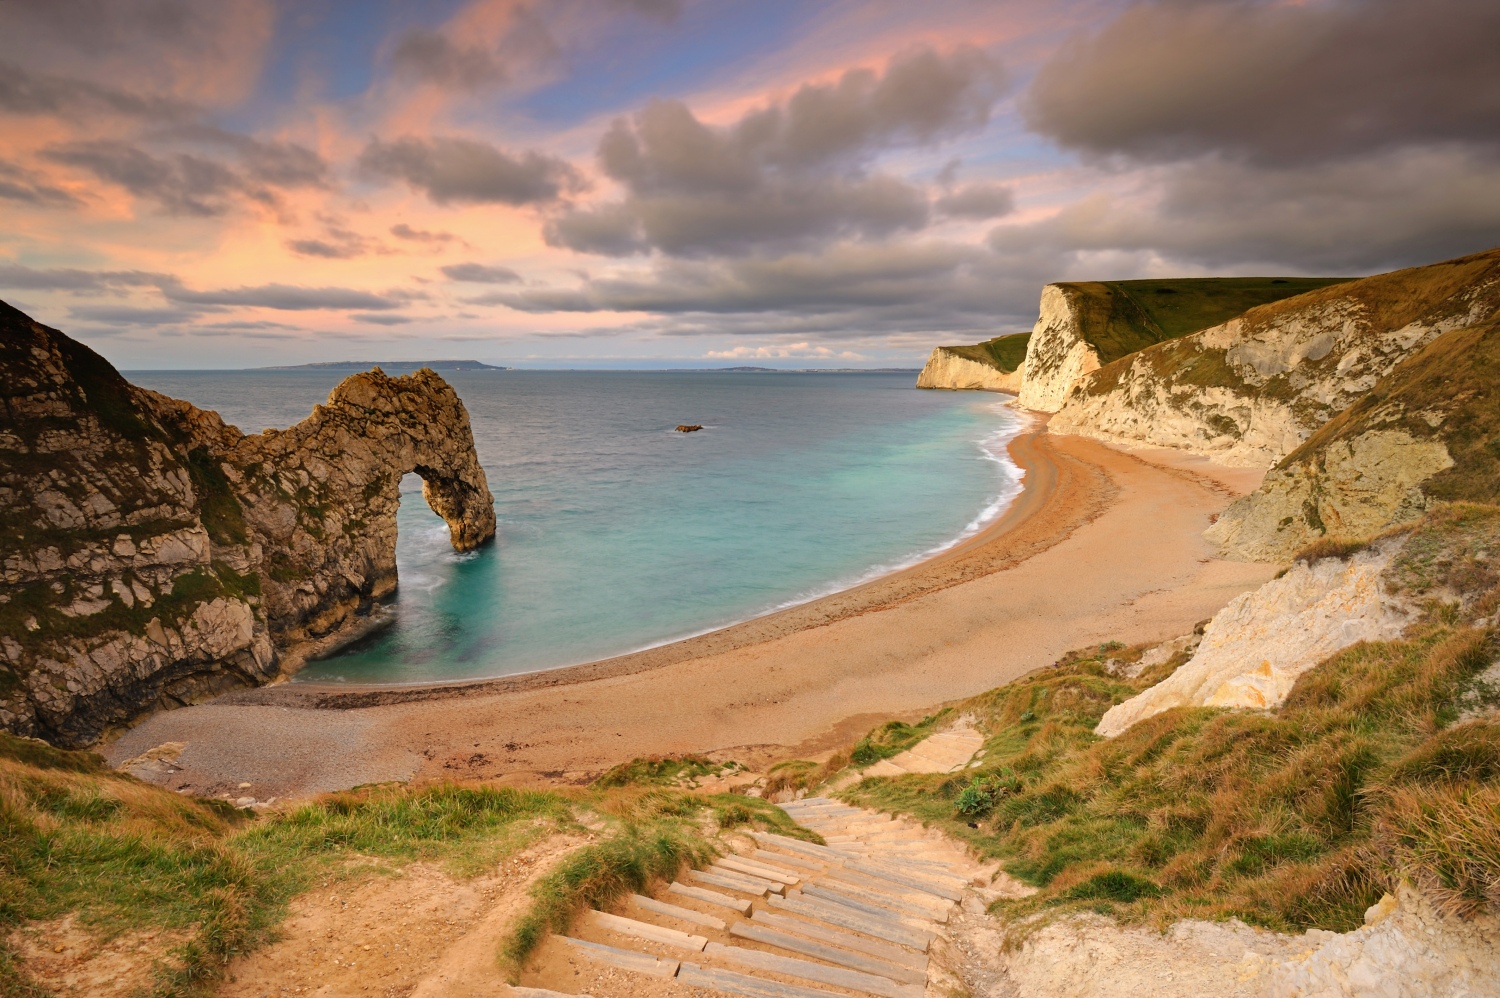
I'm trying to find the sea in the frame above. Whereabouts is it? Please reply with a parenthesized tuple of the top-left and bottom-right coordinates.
(126, 370, 1026, 685)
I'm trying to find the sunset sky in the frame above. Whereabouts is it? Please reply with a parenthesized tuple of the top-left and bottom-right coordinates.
(2, 0, 1498, 369)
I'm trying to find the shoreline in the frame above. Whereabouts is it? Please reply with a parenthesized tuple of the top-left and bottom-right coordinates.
(217, 412, 1084, 710)
(105, 427, 1277, 798)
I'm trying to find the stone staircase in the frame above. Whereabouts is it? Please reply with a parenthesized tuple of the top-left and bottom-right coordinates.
(549, 797, 985, 997)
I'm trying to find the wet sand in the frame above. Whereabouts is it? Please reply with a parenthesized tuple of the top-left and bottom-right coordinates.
(104, 426, 1277, 798)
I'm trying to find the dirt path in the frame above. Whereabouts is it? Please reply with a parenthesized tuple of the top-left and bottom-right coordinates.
(105, 430, 1276, 800)
(217, 834, 584, 998)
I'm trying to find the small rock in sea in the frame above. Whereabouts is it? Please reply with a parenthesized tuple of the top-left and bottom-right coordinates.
(675, 424, 703, 433)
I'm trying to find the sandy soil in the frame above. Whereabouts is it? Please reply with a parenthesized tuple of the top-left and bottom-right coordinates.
(104, 427, 1276, 799)
(217, 834, 585, 998)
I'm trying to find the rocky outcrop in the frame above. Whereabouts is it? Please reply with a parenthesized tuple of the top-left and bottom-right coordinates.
(1207, 320, 1496, 562)
(1017, 285, 1100, 411)
(1014, 277, 1345, 413)
(1050, 249, 1500, 467)
(0, 301, 494, 746)
(1260, 884, 1500, 998)
(987, 883, 1500, 998)
(916, 348, 1024, 392)
(916, 332, 1029, 393)
(1095, 540, 1412, 737)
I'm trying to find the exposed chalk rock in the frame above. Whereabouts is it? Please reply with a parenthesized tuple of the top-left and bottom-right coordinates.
(1050, 249, 1500, 467)
(1017, 286, 1096, 412)
(0, 300, 495, 746)
(1095, 542, 1411, 737)
(916, 348, 1023, 393)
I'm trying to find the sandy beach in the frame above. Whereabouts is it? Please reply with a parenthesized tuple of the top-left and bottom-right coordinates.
(104, 424, 1277, 798)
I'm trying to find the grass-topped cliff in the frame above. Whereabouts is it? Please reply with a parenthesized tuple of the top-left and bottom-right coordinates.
(1051, 276, 1350, 366)
(936, 332, 1031, 373)
(1015, 276, 1349, 411)
(1050, 247, 1500, 468)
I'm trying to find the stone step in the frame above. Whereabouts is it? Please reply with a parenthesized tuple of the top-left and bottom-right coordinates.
(803, 881, 950, 922)
(630, 894, 726, 931)
(751, 831, 857, 864)
(840, 860, 966, 900)
(584, 909, 707, 952)
(678, 961, 845, 998)
(766, 895, 931, 950)
(560, 937, 679, 979)
(749, 911, 926, 972)
(792, 887, 930, 930)
(703, 941, 924, 998)
(823, 867, 954, 906)
(692, 868, 784, 897)
(670, 881, 753, 914)
(719, 856, 799, 885)
(754, 849, 825, 873)
(729, 922, 926, 986)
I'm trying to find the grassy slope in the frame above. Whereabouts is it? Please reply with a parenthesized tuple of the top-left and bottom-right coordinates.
(0, 735, 818, 997)
(934, 277, 1347, 376)
(941, 333, 1031, 374)
(839, 505, 1500, 935)
(1060, 277, 1350, 365)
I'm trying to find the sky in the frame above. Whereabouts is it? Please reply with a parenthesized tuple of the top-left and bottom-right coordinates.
(1, 0, 1498, 370)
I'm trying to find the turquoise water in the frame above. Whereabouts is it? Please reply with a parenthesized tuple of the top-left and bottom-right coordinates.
(127, 371, 1023, 684)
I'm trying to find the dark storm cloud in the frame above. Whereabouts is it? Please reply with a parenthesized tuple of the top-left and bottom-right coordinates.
(0, 0, 236, 60)
(934, 182, 1015, 220)
(286, 223, 375, 260)
(158, 281, 400, 311)
(1026, 0, 1500, 165)
(546, 47, 1006, 257)
(0, 262, 166, 292)
(390, 223, 461, 244)
(164, 125, 329, 188)
(483, 242, 1031, 328)
(43, 140, 245, 216)
(0, 159, 79, 206)
(389, 30, 510, 91)
(286, 239, 362, 259)
(987, 148, 1500, 276)
(42, 132, 328, 216)
(67, 304, 201, 325)
(441, 263, 522, 283)
(0, 61, 195, 120)
(352, 313, 414, 325)
(387, 0, 678, 93)
(358, 136, 583, 206)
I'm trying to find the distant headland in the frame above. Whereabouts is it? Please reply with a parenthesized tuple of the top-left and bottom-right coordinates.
(258, 360, 512, 372)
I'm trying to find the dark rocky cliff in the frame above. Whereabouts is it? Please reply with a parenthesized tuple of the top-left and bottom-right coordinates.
(0, 301, 495, 746)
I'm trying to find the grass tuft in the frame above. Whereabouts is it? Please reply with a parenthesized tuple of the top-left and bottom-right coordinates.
(840, 620, 1500, 933)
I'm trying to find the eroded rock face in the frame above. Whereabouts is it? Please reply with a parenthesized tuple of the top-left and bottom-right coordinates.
(1207, 320, 1497, 562)
(915, 348, 1024, 392)
(1095, 542, 1412, 738)
(1050, 249, 1500, 467)
(1017, 285, 1097, 412)
(0, 301, 495, 745)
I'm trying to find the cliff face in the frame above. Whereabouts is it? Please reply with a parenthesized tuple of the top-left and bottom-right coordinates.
(0, 302, 494, 746)
(915, 348, 1024, 392)
(1049, 249, 1500, 467)
(1016, 277, 1344, 413)
(1206, 320, 1498, 561)
(1017, 285, 1098, 411)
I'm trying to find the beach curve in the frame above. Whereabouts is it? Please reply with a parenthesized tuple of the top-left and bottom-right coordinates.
(103, 425, 1278, 798)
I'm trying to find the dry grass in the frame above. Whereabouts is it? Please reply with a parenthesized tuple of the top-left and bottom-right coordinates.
(842, 621, 1500, 933)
